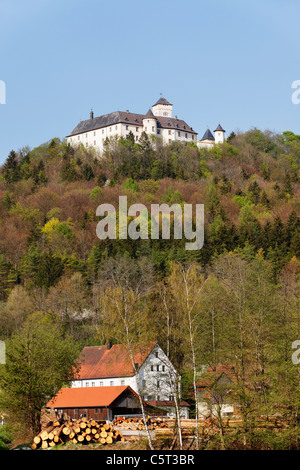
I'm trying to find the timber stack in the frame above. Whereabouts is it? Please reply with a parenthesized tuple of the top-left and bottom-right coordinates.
(113, 415, 169, 431)
(31, 417, 124, 449)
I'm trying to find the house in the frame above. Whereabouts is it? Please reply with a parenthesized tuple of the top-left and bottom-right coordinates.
(196, 365, 235, 418)
(46, 385, 149, 421)
(66, 96, 198, 154)
(72, 342, 179, 404)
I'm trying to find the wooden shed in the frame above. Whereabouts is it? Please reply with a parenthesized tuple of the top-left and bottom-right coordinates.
(46, 385, 148, 421)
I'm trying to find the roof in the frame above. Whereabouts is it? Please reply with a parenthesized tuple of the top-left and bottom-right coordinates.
(75, 342, 157, 380)
(157, 116, 196, 134)
(200, 129, 215, 141)
(143, 108, 157, 120)
(214, 123, 225, 132)
(153, 96, 172, 106)
(67, 111, 197, 136)
(46, 385, 133, 408)
(147, 400, 190, 408)
(67, 111, 145, 137)
(197, 365, 235, 389)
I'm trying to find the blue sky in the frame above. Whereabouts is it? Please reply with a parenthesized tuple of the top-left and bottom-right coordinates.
(0, 0, 300, 164)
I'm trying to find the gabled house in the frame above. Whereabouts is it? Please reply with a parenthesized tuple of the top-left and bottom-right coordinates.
(46, 385, 149, 421)
(72, 342, 179, 404)
(197, 366, 236, 418)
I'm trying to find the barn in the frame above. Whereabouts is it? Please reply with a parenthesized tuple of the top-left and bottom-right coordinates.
(46, 385, 150, 421)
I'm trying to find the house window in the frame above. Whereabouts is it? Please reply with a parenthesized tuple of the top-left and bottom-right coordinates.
(192, 135, 194, 140)
(78, 136, 80, 140)
(110, 127, 112, 132)
(94, 141, 96, 145)
(110, 381, 114, 386)
(169, 139, 171, 143)
(115, 125, 117, 130)
(92, 382, 95, 387)
(86, 133, 88, 138)
(94, 408, 98, 413)
(121, 379, 125, 385)
(157, 365, 160, 371)
(126, 125, 129, 130)
(94, 131, 96, 136)
(136, 136, 138, 141)
(74, 409, 79, 415)
(185, 133, 188, 138)
(178, 131, 181, 137)
(155, 352, 158, 358)
(152, 126, 155, 132)
(162, 365, 165, 372)
(85, 382, 89, 386)
(102, 129, 104, 134)
(136, 127, 139, 132)
(169, 395, 174, 401)
(157, 129, 160, 134)
(100, 381, 103, 386)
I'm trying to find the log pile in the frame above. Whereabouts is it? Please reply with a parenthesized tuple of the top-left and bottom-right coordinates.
(31, 417, 124, 449)
(113, 415, 169, 431)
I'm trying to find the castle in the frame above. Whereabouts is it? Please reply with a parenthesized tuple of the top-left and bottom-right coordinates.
(66, 96, 225, 154)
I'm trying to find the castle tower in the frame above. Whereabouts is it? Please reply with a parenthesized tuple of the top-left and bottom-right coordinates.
(143, 108, 157, 135)
(152, 96, 173, 117)
(214, 124, 225, 144)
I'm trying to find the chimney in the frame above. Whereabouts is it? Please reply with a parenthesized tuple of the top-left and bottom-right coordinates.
(90, 109, 94, 119)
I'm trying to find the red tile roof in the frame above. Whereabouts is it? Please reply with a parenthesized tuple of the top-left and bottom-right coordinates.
(75, 342, 157, 380)
(46, 386, 132, 408)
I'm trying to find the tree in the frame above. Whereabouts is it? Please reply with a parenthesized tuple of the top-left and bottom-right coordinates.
(0, 312, 81, 435)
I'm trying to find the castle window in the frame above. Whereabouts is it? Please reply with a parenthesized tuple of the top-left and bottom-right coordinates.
(151, 365, 154, 371)
(157, 365, 159, 371)
(157, 380, 160, 388)
(162, 365, 165, 372)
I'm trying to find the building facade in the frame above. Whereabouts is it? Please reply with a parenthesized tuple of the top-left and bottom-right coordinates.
(71, 342, 179, 403)
(66, 96, 198, 154)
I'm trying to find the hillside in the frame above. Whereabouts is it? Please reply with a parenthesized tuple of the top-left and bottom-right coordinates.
(0, 128, 300, 449)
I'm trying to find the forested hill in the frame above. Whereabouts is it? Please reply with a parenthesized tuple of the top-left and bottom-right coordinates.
(0, 128, 299, 299)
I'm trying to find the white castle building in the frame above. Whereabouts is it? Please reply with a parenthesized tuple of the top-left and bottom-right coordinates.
(66, 96, 225, 154)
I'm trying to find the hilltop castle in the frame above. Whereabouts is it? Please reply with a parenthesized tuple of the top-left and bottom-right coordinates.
(66, 96, 225, 154)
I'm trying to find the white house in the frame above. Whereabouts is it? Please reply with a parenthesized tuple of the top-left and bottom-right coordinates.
(72, 342, 180, 405)
(66, 96, 198, 154)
